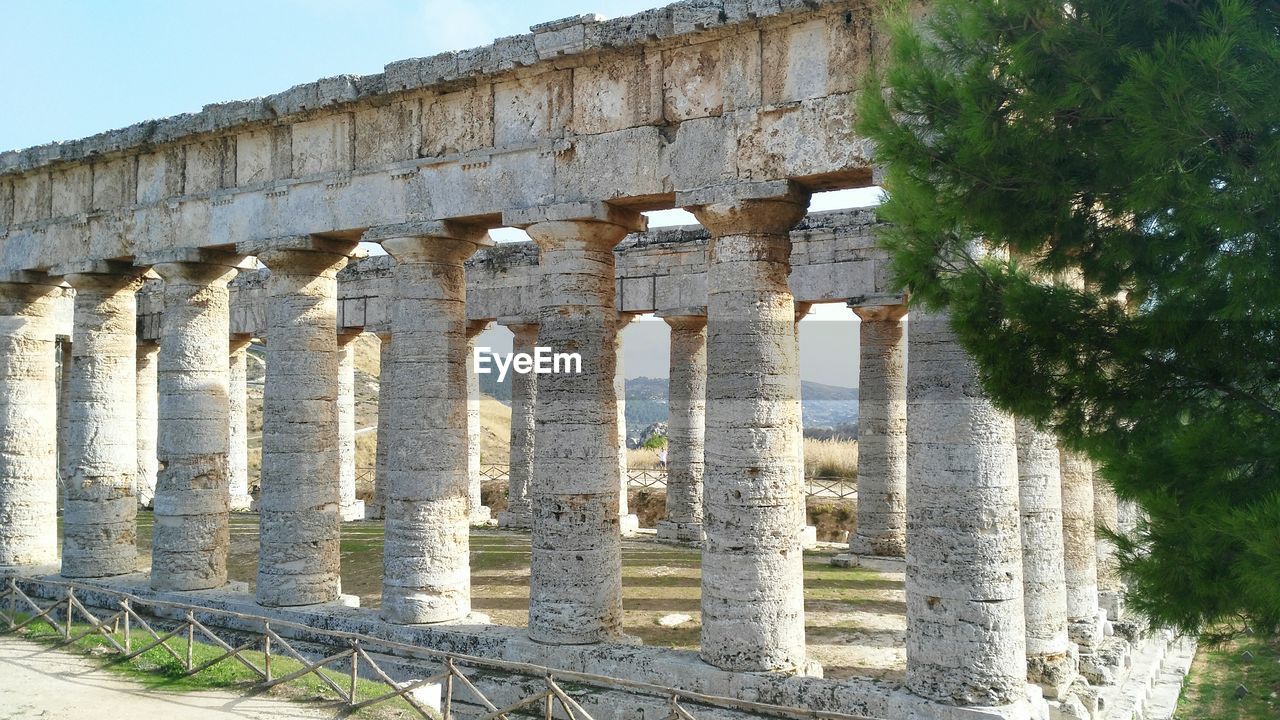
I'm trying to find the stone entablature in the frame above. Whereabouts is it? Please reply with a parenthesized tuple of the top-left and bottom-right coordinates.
(0, 0, 874, 274)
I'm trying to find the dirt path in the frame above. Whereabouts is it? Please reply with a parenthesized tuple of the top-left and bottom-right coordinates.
(0, 636, 341, 720)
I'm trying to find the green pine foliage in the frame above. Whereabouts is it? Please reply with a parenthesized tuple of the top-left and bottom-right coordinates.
(858, 0, 1280, 634)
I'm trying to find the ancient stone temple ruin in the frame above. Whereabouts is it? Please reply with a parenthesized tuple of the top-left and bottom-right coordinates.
(0, 1, 1192, 718)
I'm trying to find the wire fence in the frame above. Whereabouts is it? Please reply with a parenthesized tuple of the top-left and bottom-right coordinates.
(1, 576, 877, 720)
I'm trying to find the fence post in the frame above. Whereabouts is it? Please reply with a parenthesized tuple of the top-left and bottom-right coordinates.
(186, 611, 194, 671)
(350, 640, 359, 706)
(64, 587, 73, 639)
(264, 622, 272, 682)
(122, 599, 131, 653)
(444, 658, 455, 720)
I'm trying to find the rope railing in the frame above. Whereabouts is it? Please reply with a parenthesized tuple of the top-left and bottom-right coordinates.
(1, 576, 879, 720)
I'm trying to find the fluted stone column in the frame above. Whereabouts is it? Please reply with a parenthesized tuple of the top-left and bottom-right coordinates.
(135, 341, 160, 509)
(1061, 449, 1104, 651)
(61, 269, 142, 578)
(687, 184, 810, 672)
(614, 316, 640, 536)
(1016, 419, 1076, 698)
(655, 312, 706, 543)
(336, 331, 364, 522)
(370, 331, 393, 520)
(904, 309, 1028, 706)
(466, 320, 493, 525)
(849, 304, 908, 558)
(0, 275, 62, 569)
(227, 335, 252, 510)
(148, 258, 238, 591)
(497, 320, 538, 529)
(370, 222, 491, 624)
(505, 202, 643, 645)
(242, 237, 356, 607)
(1094, 476, 1124, 619)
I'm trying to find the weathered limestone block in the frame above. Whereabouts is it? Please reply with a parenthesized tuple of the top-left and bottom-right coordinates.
(1016, 419, 1077, 699)
(227, 335, 253, 510)
(56, 336, 73, 493)
(466, 320, 493, 525)
(687, 185, 810, 672)
(150, 259, 238, 592)
(0, 277, 61, 568)
(904, 309, 1028, 707)
(497, 321, 538, 529)
(371, 222, 491, 624)
(656, 312, 707, 543)
(1061, 449, 1103, 652)
(849, 304, 907, 558)
(61, 271, 142, 578)
(614, 316, 640, 536)
(504, 202, 643, 645)
(135, 341, 159, 509)
(245, 238, 356, 607)
(336, 331, 364, 522)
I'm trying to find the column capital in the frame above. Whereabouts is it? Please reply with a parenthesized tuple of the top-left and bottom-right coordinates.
(0, 270, 65, 289)
(852, 303, 908, 322)
(366, 220, 493, 264)
(466, 319, 493, 339)
(134, 248, 251, 271)
(502, 201, 646, 232)
(151, 262, 238, 287)
(657, 308, 707, 331)
(53, 260, 147, 290)
(337, 328, 363, 345)
(237, 235, 359, 274)
(679, 181, 810, 237)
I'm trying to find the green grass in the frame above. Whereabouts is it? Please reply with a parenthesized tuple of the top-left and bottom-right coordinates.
(1177, 634, 1280, 720)
(7, 610, 429, 718)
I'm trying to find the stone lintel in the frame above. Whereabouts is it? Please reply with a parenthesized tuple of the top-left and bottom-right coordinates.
(502, 201, 646, 233)
(133, 247, 253, 270)
(363, 220, 494, 246)
(675, 179, 807, 210)
(0, 270, 64, 287)
(236, 234, 360, 259)
(466, 319, 494, 338)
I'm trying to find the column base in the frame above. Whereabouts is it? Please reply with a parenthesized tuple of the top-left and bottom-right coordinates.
(620, 513, 640, 537)
(341, 500, 366, 522)
(829, 553, 907, 573)
(497, 510, 532, 529)
(655, 520, 704, 543)
(470, 505, 494, 526)
(1079, 636, 1132, 687)
(1067, 610, 1108, 653)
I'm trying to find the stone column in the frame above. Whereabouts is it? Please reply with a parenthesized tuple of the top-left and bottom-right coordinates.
(904, 309, 1027, 706)
(148, 257, 238, 592)
(241, 237, 356, 607)
(0, 275, 62, 569)
(1060, 448, 1104, 651)
(655, 312, 706, 543)
(370, 331, 393, 520)
(504, 202, 643, 645)
(369, 222, 491, 624)
(614, 315, 639, 536)
(227, 335, 253, 510)
(849, 305, 908, 558)
(497, 320, 538, 529)
(1016, 419, 1076, 698)
(686, 184, 810, 672)
(56, 335, 72, 507)
(60, 268, 143, 578)
(466, 320, 493, 525)
(1094, 476, 1124, 619)
(336, 331, 364, 521)
(135, 341, 160, 509)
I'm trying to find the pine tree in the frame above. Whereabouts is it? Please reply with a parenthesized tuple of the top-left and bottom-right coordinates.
(858, 0, 1280, 633)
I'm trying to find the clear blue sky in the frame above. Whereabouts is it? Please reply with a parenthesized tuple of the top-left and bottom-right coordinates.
(3, 0, 875, 387)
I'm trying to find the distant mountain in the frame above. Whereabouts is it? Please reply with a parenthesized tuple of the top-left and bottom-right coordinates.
(478, 372, 857, 434)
